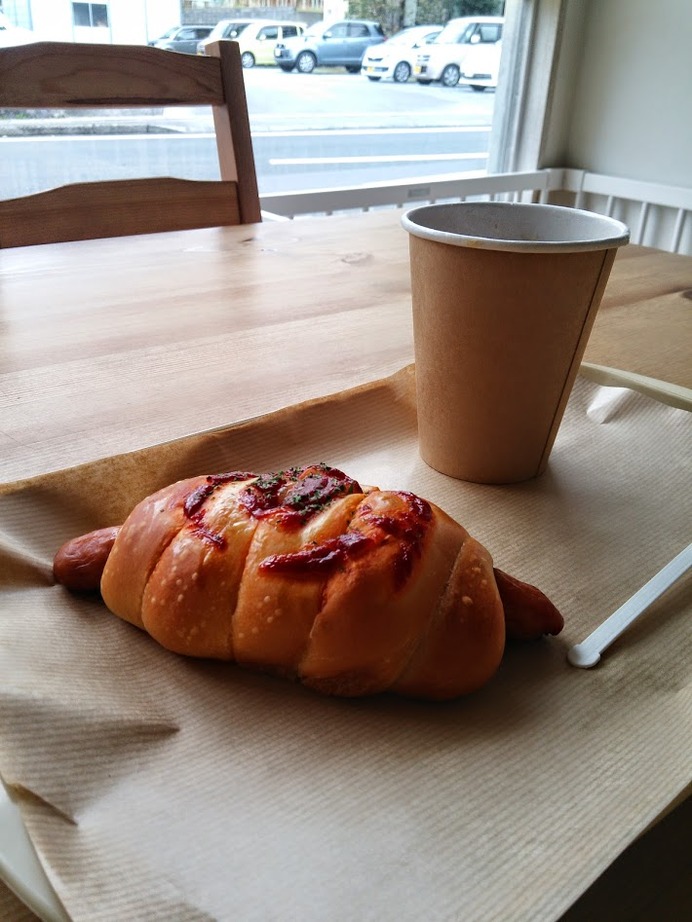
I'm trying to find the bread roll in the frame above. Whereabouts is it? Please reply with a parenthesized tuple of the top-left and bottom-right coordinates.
(54, 464, 563, 700)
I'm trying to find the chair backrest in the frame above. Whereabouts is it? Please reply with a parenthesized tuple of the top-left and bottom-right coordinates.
(0, 40, 261, 247)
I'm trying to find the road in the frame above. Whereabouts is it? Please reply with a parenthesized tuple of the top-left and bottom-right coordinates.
(0, 67, 495, 197)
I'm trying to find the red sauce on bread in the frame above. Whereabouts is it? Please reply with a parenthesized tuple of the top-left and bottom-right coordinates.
(260, 530, 372, 575)
(360, 492, 432, 587)
(239, 464, 361, 526)
(184, 471, 256, 519)
(182, 465, 362, 547)
(181, 468, 431, 588)
(259, 490, 432, 589)
(184, 471, 256, 549)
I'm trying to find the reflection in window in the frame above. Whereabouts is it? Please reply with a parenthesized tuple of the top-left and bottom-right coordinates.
(477, 24, 502, 43)
(72, 3, 109, 28)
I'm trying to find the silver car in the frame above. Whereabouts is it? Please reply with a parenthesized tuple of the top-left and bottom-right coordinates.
(149, 25, 213, 55)
(275, 19, 385, 74)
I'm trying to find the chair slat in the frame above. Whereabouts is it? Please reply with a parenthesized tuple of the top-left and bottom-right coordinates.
(0, 42, 224, 107)
(0, 179, 240, 247)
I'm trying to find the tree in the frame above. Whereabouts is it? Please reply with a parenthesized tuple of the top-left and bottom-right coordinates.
(348, 0, 505, 32)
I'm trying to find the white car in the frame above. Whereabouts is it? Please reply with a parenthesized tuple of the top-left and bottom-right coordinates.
(459, 39, 502, 92)
(361, 24, 442, 84)
(414, 16, 503, 87)
(0, 12, 37, 47)
(196, 19, 258, 54)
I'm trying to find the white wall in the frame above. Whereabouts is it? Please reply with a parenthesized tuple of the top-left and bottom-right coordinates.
(26, 0, 180, 44)
(24, 0, 72, 39)
(109, 0, 180, 44)
(547, 0, 692, 188)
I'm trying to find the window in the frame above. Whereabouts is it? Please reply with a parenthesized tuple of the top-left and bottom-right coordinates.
(72, 3, 109, 28)
(477, 24, 502, 43)
(348, 24, 370, 38)
(3, 4, 551, 213)
(445, 24, 476, 44)
(221, 23, 252, 39)
(258, 27, 279, 42)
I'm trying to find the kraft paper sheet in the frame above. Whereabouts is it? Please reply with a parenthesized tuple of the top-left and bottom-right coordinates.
(1, 368, 690, 922)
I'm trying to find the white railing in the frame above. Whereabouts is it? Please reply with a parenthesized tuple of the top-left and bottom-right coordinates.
(554, 169, 692, 256)
(260, 169, 550, 217)
(261, 167, 692, 255)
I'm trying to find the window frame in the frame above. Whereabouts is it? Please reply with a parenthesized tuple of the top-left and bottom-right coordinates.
(489, 0, 566, 174)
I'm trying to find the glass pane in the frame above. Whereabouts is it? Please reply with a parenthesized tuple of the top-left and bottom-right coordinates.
(92, 4, 109, 27)
(72, 3, 91, 27)
(1, 6, 509, 205)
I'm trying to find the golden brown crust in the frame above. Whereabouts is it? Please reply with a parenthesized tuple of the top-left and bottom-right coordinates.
(233, 493, 362, 676)
(55, 465, 563, 700)
(141, 478, 256, 657)
(391, 537, 505, 700)
(299, 493, 466, 697)
(101, 475, 209, 628)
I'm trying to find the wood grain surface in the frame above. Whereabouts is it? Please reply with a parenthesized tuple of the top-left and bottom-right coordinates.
(1, 210, 690, 484)
(0, 41, 224, 107)
(0, 40, 261, 246)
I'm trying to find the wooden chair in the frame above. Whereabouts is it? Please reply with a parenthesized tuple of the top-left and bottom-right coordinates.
(0, 40, 261, 247)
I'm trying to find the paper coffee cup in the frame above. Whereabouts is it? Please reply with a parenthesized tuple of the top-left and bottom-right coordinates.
(402, 202, 630, 484)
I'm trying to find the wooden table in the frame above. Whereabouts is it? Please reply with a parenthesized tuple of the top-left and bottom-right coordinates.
(1, 211, 691, 918)
(1, 211, 690, 486)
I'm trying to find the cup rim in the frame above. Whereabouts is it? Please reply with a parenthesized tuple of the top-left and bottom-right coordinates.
(401, 201, 630, 253)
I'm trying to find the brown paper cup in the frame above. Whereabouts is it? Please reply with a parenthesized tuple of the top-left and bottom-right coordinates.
(402, 202, 630, 483)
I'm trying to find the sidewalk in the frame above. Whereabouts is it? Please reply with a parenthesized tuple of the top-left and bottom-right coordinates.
(0, 108, 492, 136)
(0, 112, 170, 136)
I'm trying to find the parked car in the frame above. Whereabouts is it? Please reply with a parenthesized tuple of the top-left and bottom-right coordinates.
(414, 16, 503, 87)
(233, 20, 306, 68)
(459, 39, 502, 92)
(149, 25, 213, 55)
(274, 19, 385, 74)
(361, 24, 442, 83)
(197, 18, 306, 66)
(196, 19, 258, 54)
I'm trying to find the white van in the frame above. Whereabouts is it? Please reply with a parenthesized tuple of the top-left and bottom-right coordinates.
(414, 16, 503, 87)
(459, 39, 503, 92)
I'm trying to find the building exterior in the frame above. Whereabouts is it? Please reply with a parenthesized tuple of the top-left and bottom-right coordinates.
(0, 0, 329, 45)
(181, 1, 331, 25)
(1, 0, 181, 43)
(179, 2, 334, 28)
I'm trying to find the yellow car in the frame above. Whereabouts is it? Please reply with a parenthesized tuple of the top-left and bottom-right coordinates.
(200, 19, 306, 68)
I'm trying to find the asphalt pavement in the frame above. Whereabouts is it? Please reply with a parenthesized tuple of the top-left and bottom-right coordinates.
(0, 66, 495, 135)
(0, 68, 495, 196)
